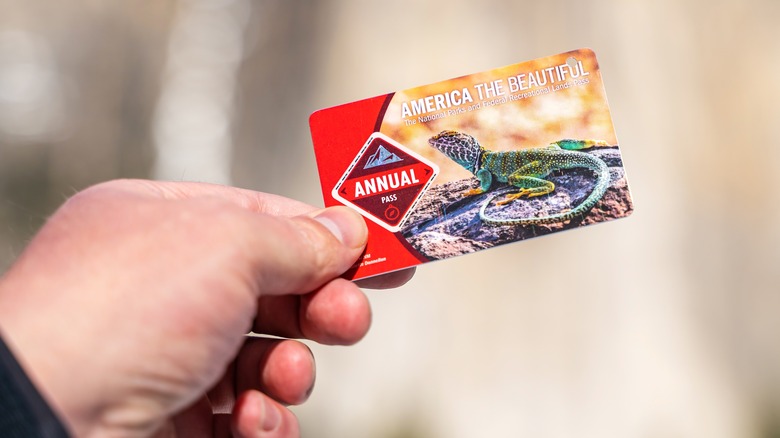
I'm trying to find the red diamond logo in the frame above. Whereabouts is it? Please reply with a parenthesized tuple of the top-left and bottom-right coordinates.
(332, 132, 438, 232)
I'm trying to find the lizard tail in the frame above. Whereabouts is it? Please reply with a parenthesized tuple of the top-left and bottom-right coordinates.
(479, 153, 611, 226)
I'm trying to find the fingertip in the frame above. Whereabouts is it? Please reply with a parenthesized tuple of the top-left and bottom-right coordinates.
(354, 267, 417, 290)
(260, 340, 316, 405)
(233, 390, 299, 438)
(301, 278, 372, 345)
(233, 390, 279, 436)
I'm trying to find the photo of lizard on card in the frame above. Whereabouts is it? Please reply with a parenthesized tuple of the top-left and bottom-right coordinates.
(381, 48, 634, 260)
(311, 48, 634, 277)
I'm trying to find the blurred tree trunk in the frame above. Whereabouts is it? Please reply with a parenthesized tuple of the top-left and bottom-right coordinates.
(232, 1, 329, 204)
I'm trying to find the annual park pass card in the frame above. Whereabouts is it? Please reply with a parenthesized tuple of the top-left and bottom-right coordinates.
(310, 48, 633, 280)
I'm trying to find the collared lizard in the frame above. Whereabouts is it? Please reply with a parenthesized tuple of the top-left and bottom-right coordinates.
(427, 130, 612, 226)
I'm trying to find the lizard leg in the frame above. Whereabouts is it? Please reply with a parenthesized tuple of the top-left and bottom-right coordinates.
(497, 175, 555, 205)
(496, 189, 531, 205)
(465, 168, 493, 196)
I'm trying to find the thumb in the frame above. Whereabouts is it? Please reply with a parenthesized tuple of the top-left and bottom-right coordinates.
(242, 206, 367, 296)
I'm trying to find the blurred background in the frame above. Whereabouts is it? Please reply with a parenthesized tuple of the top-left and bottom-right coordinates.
(1, 0, 779, 437)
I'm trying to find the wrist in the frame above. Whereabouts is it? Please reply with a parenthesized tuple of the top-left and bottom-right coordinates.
(0, 278, 101, 437)
(0, 277, 174, 438)
(0, 329, 71, 438)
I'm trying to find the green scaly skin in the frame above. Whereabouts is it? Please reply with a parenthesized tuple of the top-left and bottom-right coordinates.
(427, 130, 612, 226)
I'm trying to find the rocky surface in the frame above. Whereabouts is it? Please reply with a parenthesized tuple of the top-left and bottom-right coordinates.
(401, 148, 633, 260)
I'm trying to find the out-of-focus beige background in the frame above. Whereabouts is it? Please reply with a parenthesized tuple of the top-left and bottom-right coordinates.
(1, 1, 778, 437)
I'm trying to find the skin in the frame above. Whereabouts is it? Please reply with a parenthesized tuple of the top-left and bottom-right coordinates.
(0, 179, 414, 438)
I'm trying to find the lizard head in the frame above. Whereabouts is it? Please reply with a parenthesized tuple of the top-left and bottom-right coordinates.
(428, 130, 483, 174)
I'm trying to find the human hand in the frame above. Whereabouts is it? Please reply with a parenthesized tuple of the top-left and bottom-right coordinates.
(0, 180, 413, 437)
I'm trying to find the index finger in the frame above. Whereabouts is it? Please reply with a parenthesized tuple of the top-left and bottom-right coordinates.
(355, 268, 416, 290)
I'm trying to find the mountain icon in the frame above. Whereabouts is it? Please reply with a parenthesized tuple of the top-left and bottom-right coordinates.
(363, 145, 403, 169)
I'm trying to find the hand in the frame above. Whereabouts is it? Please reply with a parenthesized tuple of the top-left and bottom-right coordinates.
(0, 180, 413, 437)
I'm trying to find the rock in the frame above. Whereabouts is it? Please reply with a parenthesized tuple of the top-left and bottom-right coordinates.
(405, 232, 494, 261)
(400, 147, 633, 260)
